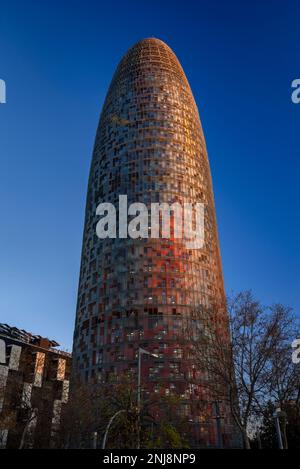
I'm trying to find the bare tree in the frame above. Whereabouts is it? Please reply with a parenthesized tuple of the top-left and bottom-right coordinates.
(254, 303, 300, 448)
(185, 291, 298, 449)
(59, 374, 190, 449)
(19, 407, 38, 449)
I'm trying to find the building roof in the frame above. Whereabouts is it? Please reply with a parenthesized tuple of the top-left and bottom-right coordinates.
(0, 322, 60, 348)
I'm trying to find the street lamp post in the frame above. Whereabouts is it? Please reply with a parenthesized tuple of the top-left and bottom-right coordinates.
(102, 409, 126, 449)
(137, 347, 158, 449)
(92, 431, 98, 449)
(273, 408, 284, 450)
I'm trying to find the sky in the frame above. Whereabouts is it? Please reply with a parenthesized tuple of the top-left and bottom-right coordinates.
(0, 0, 299, 350)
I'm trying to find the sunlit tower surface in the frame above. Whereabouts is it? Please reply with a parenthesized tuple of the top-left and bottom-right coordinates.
(72, 38, 236, 447)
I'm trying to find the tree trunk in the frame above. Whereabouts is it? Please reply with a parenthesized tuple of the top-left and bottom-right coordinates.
(282, 421, 288, 449)
(19, 421, 30, 449)
(257, 433, 262, 449)
(19, 409, 37, 449)
(242, 430, 251, 449)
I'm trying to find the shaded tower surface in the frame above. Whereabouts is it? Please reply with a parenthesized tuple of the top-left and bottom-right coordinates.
(72, 38, 235, 446)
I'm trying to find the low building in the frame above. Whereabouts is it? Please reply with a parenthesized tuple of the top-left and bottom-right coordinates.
(0, 323, 71, 448)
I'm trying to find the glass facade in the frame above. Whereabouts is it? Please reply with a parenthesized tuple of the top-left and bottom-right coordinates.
(72, 38, 235, 446)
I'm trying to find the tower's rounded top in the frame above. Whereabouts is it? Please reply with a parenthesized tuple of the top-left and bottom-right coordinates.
(103, 36, 200, 127)
(127, 37, 175, 56)
(111, 37, 189, 91)
(132, 37, 171, 47)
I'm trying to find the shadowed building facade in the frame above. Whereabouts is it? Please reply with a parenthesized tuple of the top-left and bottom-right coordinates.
(0, 324, 71, 448)
(72, 38, 236, 447)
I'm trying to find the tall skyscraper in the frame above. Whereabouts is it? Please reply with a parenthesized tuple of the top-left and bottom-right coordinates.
(72, 38, 234, 447)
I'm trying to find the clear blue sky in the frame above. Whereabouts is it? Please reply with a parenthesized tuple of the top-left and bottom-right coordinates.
(0, 0, 299, 350)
